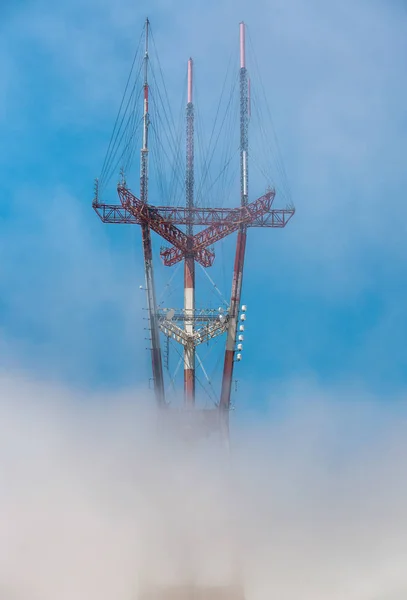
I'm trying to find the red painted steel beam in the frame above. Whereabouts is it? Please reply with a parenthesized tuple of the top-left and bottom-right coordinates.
(118, 185, 214, 268)
(152, 206, 253, 224)
(160, 190, 276, 266)
(161, 245, 214, 268)
(250, 208, 295, 227)
(191, 191, 274, 249)
(94, 187, 293, 268)
(117, 185, 277, 267)
(93, 202, 142, 224)
(118, 185, 276, 226)
(94, 201, 294, 228)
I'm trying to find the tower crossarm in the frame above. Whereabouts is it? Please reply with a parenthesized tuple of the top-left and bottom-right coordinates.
(150, 196, 274, 225)
(248, 207, 295, 227)
(92, 201, 142, 224)
(152, 206, 253, 225)
(93, 200, 294, 229)
(192, 190, 274, 249)
(118, 184, 214, 267)
(160, 189, 276, 267)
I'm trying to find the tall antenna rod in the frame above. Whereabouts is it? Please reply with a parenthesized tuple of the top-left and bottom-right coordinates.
(220, 21, 249, 423)
(239, 21, 249, 206)
(184, 57, 195, 406)
(140, 18, 165, 406)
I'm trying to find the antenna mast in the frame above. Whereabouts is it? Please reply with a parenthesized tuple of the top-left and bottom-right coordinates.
(140, 18, 165, 406)
(184, 58, 195, 406)
(220, 22, 249, 423)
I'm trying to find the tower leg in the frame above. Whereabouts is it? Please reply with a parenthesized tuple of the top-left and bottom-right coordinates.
(220, 22, 248, 413)
(220, 228, 247, 410)
(184, 255, 195, 406)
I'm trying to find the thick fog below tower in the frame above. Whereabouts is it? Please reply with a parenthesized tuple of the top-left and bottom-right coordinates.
(1, 372, 407, 600)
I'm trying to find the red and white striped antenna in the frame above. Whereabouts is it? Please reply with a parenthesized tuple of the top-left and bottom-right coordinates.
(184, 57, 195, 406)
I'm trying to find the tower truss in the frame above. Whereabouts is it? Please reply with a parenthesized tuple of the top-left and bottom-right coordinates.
(93, 20, 295, 446)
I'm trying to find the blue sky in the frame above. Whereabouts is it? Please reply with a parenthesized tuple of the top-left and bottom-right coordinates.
(2, 5, 407, 593)
(1, 0, 407, 404)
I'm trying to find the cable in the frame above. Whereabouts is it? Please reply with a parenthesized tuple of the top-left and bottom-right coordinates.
(99, 27, 144, 187)
(196, 351, 219, 407)
(198, 263, 229, 307)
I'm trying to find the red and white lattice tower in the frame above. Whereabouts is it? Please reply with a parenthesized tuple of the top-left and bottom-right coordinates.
(93, 19, 294, 447)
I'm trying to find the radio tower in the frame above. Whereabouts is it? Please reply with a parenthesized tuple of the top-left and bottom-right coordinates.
(93, 19, 295, 447)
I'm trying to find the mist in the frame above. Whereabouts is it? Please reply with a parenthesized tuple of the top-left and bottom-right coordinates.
(0, 373, 406, 599)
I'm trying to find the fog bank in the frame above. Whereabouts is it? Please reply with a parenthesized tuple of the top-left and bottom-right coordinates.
(0, 373, 406, 599)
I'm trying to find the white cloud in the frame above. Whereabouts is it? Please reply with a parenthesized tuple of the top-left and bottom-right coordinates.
(1, 373, 407, 598)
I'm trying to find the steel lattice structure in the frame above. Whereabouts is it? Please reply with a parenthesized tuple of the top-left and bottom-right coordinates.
(93, 19, 295, 446)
